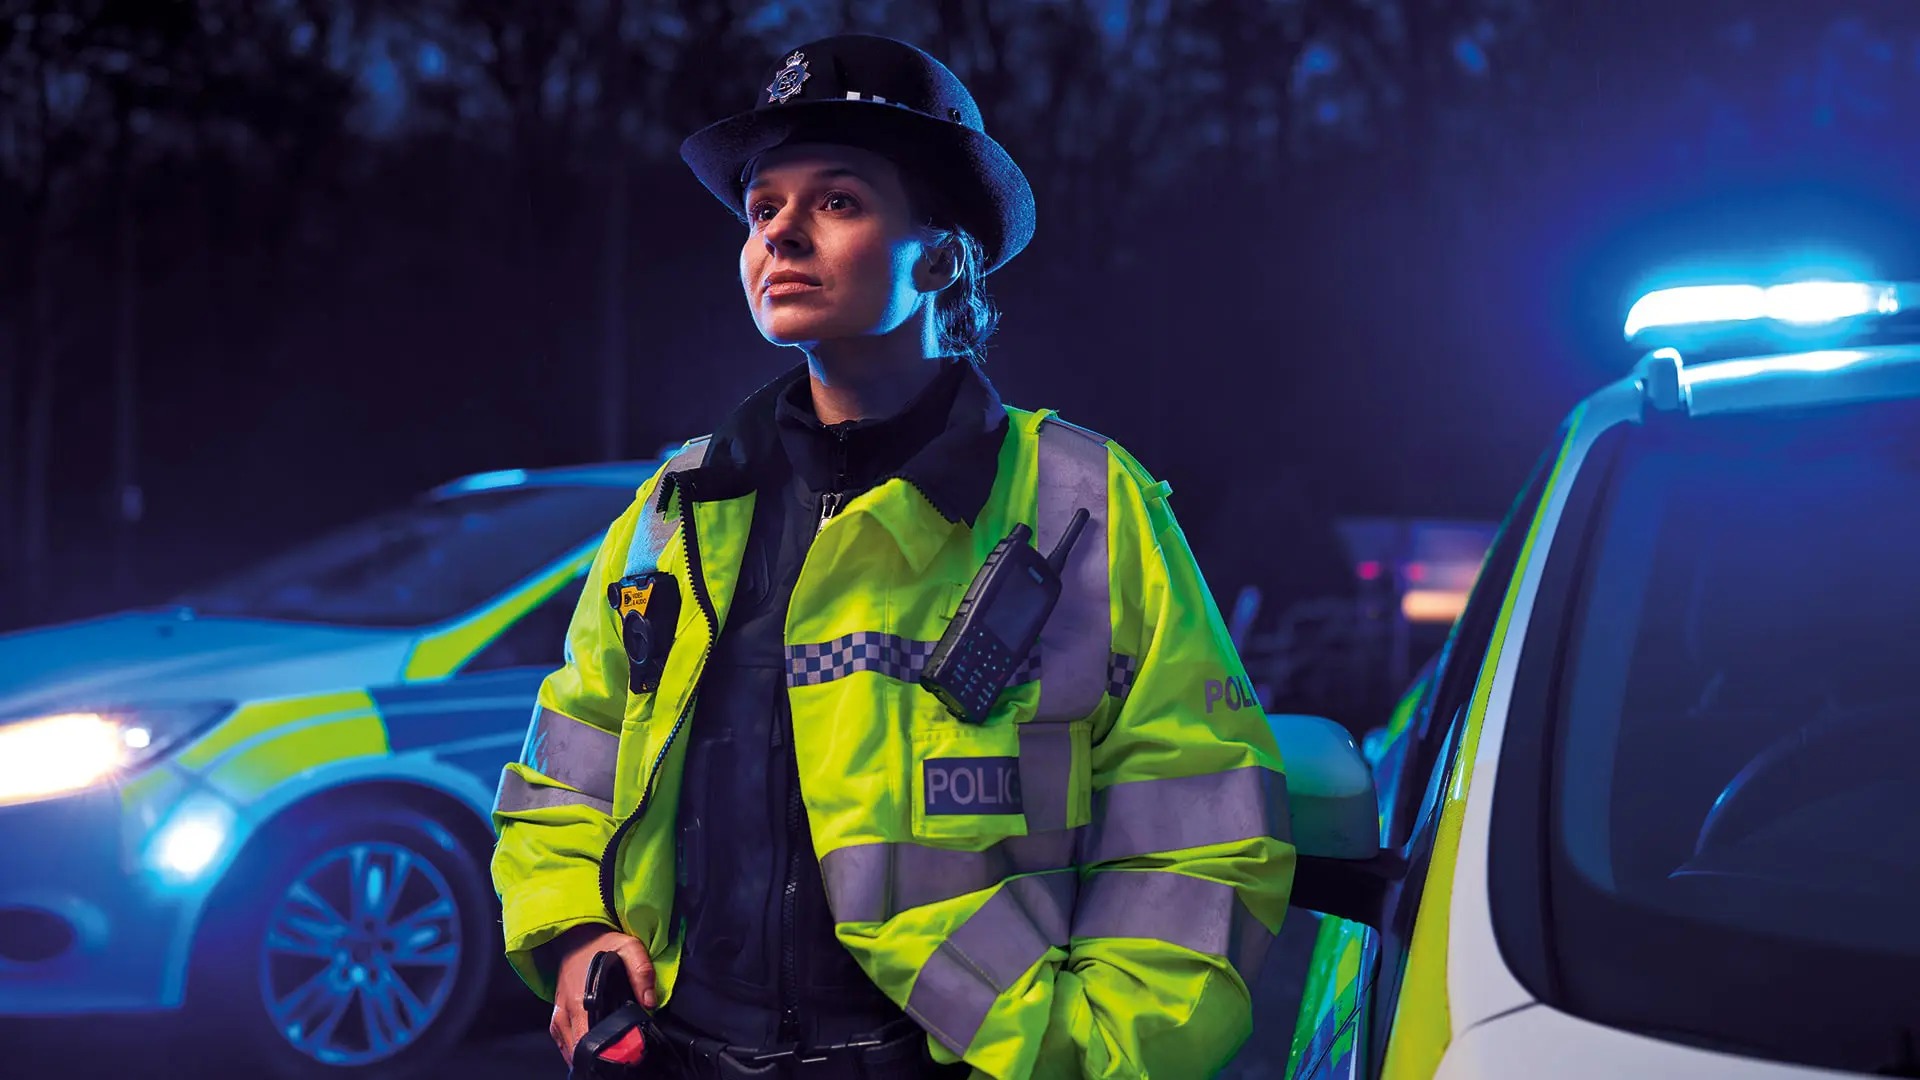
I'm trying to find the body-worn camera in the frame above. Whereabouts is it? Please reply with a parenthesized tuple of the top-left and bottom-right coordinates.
(922, 508, 1090, 724)
(607, 571, 681, 693)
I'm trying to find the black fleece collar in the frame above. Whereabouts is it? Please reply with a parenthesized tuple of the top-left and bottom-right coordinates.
(670, 358, 1009, 527)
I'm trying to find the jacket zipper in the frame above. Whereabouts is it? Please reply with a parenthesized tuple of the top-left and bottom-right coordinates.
(785, 435, 847, 1043)
(816, 426, 851, 533)
(599, 475, 717, 927)
(776, 695, 804, 1045)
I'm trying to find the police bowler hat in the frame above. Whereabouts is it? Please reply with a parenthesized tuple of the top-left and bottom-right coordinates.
(679, 34, 1036, 273)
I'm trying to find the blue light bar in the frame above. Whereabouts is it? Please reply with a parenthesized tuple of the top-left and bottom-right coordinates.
(1624, 281, 1903, 339)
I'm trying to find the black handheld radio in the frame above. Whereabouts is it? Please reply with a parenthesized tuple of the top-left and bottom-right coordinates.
(570, 951, 657, 1078)
(922, 507, 1091, 724)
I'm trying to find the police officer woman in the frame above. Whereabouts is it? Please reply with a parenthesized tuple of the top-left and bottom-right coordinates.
(492, 34, 1296, 1080)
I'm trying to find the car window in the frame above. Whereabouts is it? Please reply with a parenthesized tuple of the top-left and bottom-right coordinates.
(1505, 396, 1920, 1075)
(1365, 667, 1433, 841)
(462, 573, 587, 674)
(1363, 423, 1566, 1073)
(175, 485, 633, 627)
(1384, 427, 1563, 850)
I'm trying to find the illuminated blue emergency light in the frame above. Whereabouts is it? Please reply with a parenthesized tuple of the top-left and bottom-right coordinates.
(1624, 281, 1904, 340)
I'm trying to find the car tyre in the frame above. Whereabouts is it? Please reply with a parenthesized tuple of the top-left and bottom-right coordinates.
(189, 802, 494, 1079)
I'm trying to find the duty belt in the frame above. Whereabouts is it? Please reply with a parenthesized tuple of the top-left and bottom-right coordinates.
(650, 1013, 968, 1080)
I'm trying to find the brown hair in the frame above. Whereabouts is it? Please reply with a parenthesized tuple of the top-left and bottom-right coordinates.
(900, 167, 1000, 362)
(921, 221, 999, 362)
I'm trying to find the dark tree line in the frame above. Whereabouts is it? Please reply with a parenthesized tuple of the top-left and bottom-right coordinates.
(4, 0, 1918, 627)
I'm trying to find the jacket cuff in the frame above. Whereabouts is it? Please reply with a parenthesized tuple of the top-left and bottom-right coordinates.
(503, 875, 617, 1001)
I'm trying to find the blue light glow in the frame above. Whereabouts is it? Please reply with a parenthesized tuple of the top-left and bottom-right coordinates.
(457, 468, 528, 492)
(146, 793, 236, 884)
(1682, 349, 1876, 386)
(1624, 281, 1902, 338)
(1454, 37, 1488, 75)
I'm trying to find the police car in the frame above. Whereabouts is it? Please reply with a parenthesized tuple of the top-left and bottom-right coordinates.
(0, 457, 667, 1076)
(1270, 280, 1920, 1079)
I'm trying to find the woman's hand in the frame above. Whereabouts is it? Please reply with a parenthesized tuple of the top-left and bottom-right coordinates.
(548, 924, 658, 1064)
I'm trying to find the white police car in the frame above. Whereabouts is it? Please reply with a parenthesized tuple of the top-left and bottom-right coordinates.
(0, 458, 668, 1077)
(1274, 280, 1920, 1078)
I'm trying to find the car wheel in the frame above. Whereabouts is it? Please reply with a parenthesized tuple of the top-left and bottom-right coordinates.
(192, 803, 494, 1078)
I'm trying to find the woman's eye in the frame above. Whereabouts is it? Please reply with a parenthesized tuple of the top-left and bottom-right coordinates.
(823, 192, 858, 212)
(750, 202, 778, 223)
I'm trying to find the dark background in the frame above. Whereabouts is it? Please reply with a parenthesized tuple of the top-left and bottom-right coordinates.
(7, 0, 1920, 636)
(5, 4, 1920, 1075)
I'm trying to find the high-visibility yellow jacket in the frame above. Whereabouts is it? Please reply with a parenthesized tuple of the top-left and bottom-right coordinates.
(491, 377, 1295, 1079)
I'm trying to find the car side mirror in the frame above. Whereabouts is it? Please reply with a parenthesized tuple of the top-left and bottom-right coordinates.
(1268, 713, 1406, 930)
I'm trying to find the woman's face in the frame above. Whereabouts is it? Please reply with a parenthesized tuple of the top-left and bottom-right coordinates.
(739, 143, 931, 348)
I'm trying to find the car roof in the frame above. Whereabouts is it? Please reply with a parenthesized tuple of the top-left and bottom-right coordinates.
(1597, 342, 1920, 423)
(427, 450, 684, 500)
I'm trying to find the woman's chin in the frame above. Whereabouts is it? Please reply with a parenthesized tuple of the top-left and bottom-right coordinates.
(758, 313, 854, 347)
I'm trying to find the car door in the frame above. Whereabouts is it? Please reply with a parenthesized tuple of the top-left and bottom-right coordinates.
(1284, 667, 1433, 1079)
(370, 568, 588, 794)
(1288, 431, 1563, 1080)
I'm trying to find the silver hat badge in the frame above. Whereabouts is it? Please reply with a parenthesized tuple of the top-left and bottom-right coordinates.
(766, 51, 810, 104)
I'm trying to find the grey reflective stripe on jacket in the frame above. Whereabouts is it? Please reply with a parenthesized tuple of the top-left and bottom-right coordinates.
(494, 707, 619, 814)
(886, 766, 1291, 1054)
(902, 862, 1279, 1057)
(492, 438, 712, 820)
(1026, 417, 1111, 832)
(906, 869, 1079, 1056)
(819, 768, 1288, 924)
(1034, 416, 1110, 724)
(1078, 766, 1290, 865)
(1071, 766, 1290, 987)
(623, 436, 713, 578)
(1069, 869, 1278, 982)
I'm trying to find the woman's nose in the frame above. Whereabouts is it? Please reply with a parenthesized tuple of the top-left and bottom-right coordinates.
(761, 209, 810, 253)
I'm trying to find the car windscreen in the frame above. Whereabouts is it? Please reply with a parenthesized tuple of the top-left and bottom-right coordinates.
(174, 485, 636, 627)
(1517, 396, 1920, 1073)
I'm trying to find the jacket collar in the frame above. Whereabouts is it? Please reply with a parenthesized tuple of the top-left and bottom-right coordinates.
(773, 356, 968, 500)
(674, 358, 1009, 532)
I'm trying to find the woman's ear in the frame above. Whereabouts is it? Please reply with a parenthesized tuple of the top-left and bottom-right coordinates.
(914, 236, 963, 295)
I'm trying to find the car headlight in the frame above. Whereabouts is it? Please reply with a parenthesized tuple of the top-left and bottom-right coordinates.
(0, 702, 234, 808)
